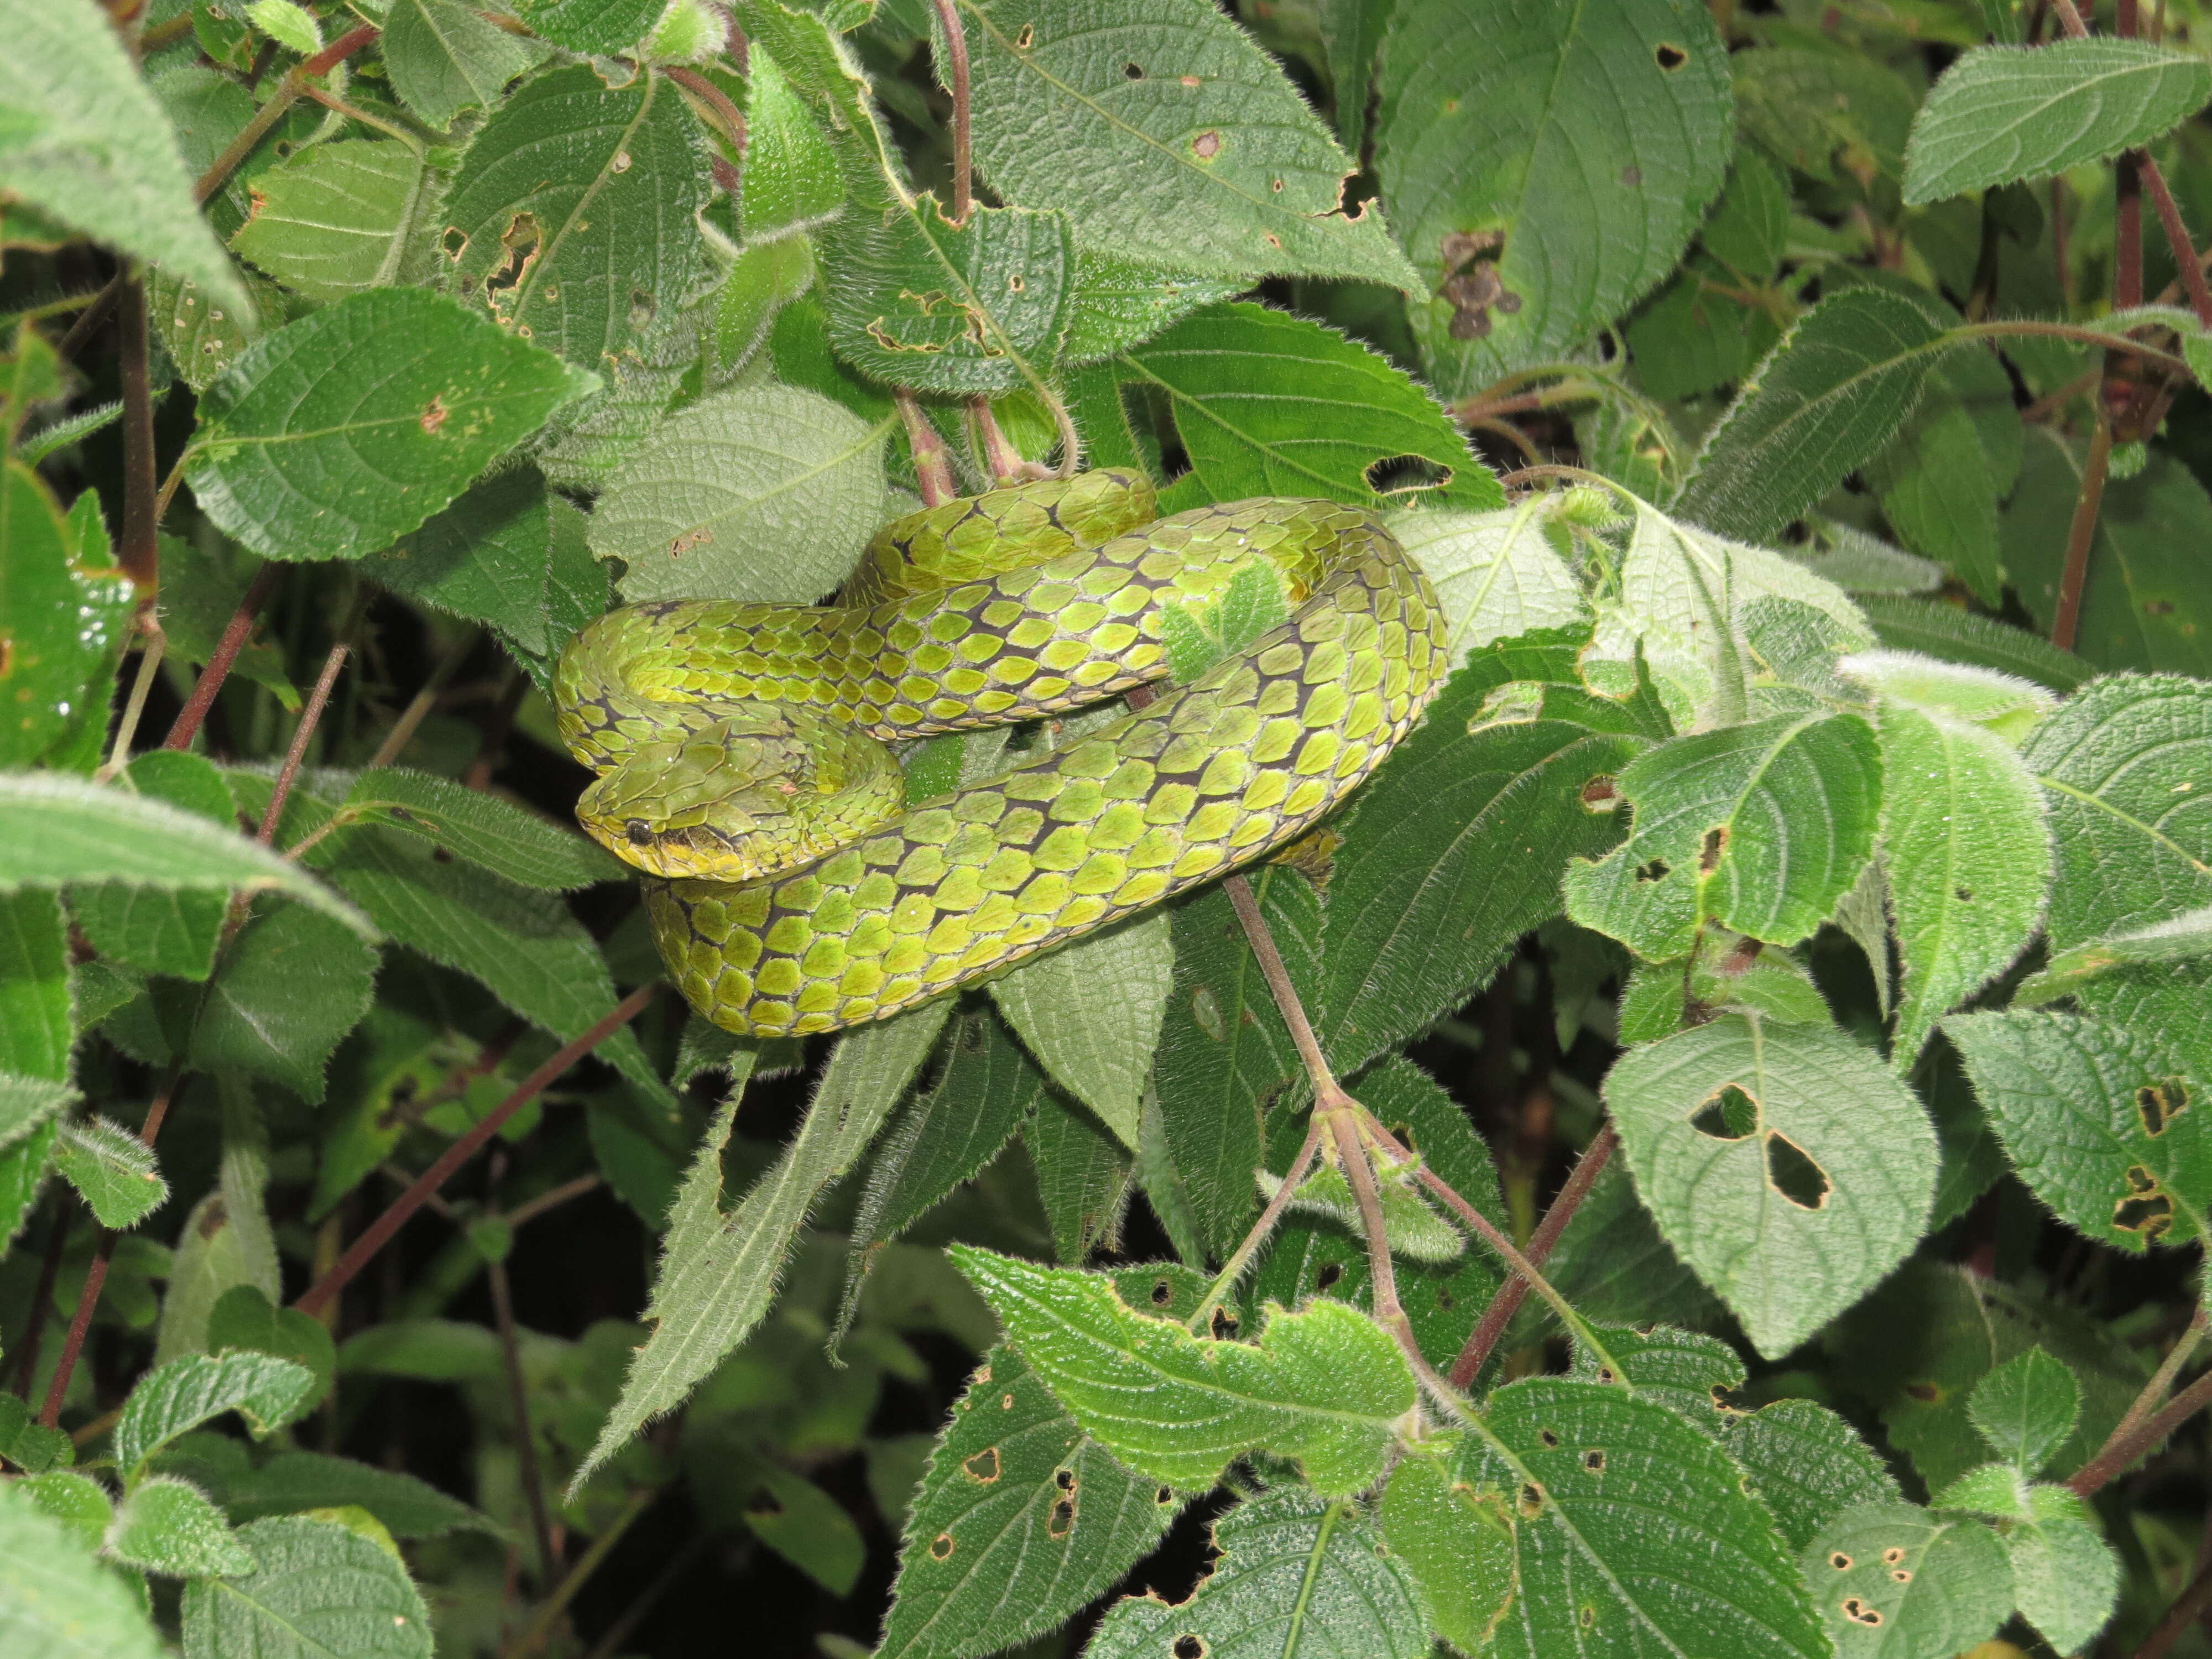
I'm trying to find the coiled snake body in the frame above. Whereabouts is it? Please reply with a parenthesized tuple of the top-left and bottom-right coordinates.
(555, 471, 1450, 1037)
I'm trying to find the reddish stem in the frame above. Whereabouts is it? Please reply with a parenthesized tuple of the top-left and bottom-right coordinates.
(2140, 156, 2212, 327)
(927, 0, 973, 224)
(1449, 1123, 1618, 1388)
(2052, 417, 2112, 653)
(2070, 1366, 2212, 1498)
(10, 1190, 75, 1402)
(164, 564, 283, 751)
(115, 280, 159, 592)
(257, 644, 348, 843)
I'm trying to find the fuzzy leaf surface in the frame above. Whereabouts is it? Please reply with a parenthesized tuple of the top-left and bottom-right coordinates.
(113, 1352, 318, 1481)
(229, 140, 434, 302)
(991, 911, 1170, 1151)
(0, 1477, 165, 1659)
(106, 1478, 253, 1578)
(54, 1118, 166, 1230)
(180, 1515, 432, 1659)
(1801, 1501, 2011, 1658)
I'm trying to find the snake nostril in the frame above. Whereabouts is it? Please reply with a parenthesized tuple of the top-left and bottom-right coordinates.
(624, 820, 653, 846)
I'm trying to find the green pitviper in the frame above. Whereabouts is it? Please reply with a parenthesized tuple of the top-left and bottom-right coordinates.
(554, 470, 1450, 1037)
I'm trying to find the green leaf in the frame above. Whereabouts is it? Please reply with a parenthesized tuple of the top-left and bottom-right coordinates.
(71, 752, 238, 980)
(577, 1003, 952, 1485)
(1866, 348, 2021, 606)
(1566, 712, 1882, 964)
(1967, 1347, 2079, 1475)
(229, 140, 436, 305)
(221, 1451, 502, 1538)
(208, 1285, 336, 1406)
(106, 1477, 254, 1578)
(114, 1352, 319, 1481)
(1089, 1488, 1432, 1658)
(0, 0, 250, 314)
(512, 0, 665, 53)
(1800, 1502, 2011, 1658)
(1379, 1447, 1515, 1655)
(441, 63, 707, 374)
(1678, 289, 1950, 545)
(149, 268, 271, 396)
(587, 382, 893, 604)
(1117, 302, 1500, 511)
(1, 454, 136, 770)
(2021, 905, 2212, 1004)
(878, 1344, 1181, 1659)
(1735, 47, 1917, 186)
(0, 888, 70, 1080)
(951, 1245, 1416, 1495)
(17, 1469, 111, 1546)
(1875, 703, 2051, 1067)
(1725, 1397, 1902, 1553)
(0, 773, 372, 937)
(186, 288, 594, 562)
(1844, 650, 2056, 737)
(0, 1071, 71, 1156)
(156, 1086, 281, 1365)
(739, 47, 843, 242)
(1388, 501, 1589, 665)
(2001, 1483, 2120, 1653)
(1903, 40, 2212, 204)
(1603, 1013, 1937, 1357)
(990, 912, 1168, 1151)
(154, 536, 295, 709)
(179, 1515, 432, 1659)
(190, 901, 378, 1103)
(2022, 674, 2212, 952)
(327, 768, 622, 891)
(383, 0, 549, 128)
(0, 1476, 166, 1659)
(54, 1117, 166, 1229)
(1025, 1088, 1134, 1264)
(947, 0, 1421, 288)
(1463, 1377, 1827, 1659)
(1374, 0, 1735, 394)
(1704, 150, 1791, 284)
(1858, 592, 2089, 693)
(1945, 1008, 2210, 1252)
(1060, 251, 1242, 365)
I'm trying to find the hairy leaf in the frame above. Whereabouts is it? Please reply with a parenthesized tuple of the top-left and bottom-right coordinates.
(1387, 502, 1589, 665)
(2021, 905, 2212, 1004)
(180, 1515, 432, 1659)
(222, 1451, 501, 1538)
(1379, 1448, 1515, 1655)
(1967, 1347, 2080, 1475)
(383, 0, 548, 128)
(113, 1352, 318, 1481)
(189, 901, 378, 1104)
(328, 769, 622, 891)
(0, 1476, 165, 1659)
(53, 1117, 165, 1229)
(1726, 1398, 1902, 1552)
(991, 911, 1170, 1151)
(106, 1477, 254, 1578)
(1025, 1089, 1134, 1264)
(1801, 1502, 2011, 1658)
(0, 456, 135, 770)
(1858, 593, 2090, 692)
(229, 140, 435, 302)
(70, 752, 238, 980)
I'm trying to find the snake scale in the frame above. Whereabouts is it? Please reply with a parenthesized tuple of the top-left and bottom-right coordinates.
(555, 470, 1450, 1037)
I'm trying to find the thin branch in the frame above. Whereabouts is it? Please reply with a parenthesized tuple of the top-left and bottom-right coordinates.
(10, 1190, 75, 1401)
(579, 1535, 713, 1659)
(93, 618, 166, 782)
(487, 1202, 561, 1583)
(293, 984, 661, 1319)
(505, 1486, 659, 1659)
(664, 66, 747, 159)
(56, 279, 123, 364)
(503, 1173, 603, 1230)
(2052, 415, 2113, 653)
(1188, 1112, 1327, 1335)
(1222, 875, 1351, 1111)
(2136, 1557, 2212, 1659)
(256, 644, 348, 844)
(192, 25, 379, 206)
(366, 628, 478, 770)
(115, 279, 159, 589)
(927, 0, 974, 225)
(2070, 1366, 2212, 1497)
(2049, 0, 2089, 34)
(971, 398, 1050, 484)
(2108, 1312, 2209, 1452)
(1449, 1123, 1618, 1388)
(895, 390, 958, 505)
(164, 564, 283, 751)
(2022, 365, 2101, 424)
(2139, 155, 2212, 327)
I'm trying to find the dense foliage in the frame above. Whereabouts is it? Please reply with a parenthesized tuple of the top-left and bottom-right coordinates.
(4, 0, 2212, 1654)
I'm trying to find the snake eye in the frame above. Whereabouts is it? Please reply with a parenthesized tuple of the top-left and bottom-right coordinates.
(624, 820, 653, 846)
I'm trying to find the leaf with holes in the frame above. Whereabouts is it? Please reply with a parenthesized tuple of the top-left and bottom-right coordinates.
(1945, 1008, 2211, 1254)
(1373, 0, 1734, 395)
(1379, 1445, 1516, 1655)
(2022, 675, 2212, 952)
(1459, 1377, 1827, 1659)
(1801, 1503, 2011, 1658)
(951, 1245, 1416, 1496)
(948, 0, 1420, 287)
(1564, 712, 1882, 966)
(1966, 1347, 2079, 1475)
(1603, 1014, 1936, 1357)
(1904, 40, 2212, 204)
(1726, 1399, 1903, 1552)
(185, 288, 594, 562)
(878, 1344, 1181, 1659)
(180, 1514, 432, 1659)
(229, 140, 438, 303)
(1089, 1486, 1432, 1659)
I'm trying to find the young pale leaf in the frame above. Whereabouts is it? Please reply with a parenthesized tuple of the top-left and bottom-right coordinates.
(0, 1476, 166, 1659)
(222, 1451, 501, 1538)
(54, 1118, 166, 1230)
(1945, 1009, 2210, 1252)
(0, 774, 373, 937)
(989, 911, 1169, 1151)
(2004, 1484, 2120, 1654)
(1090, 1489, 1429, 1658)
(949, 0, 1421, 288)
(331, 769, 622, 891)
(2023, 675, 2212, 952)
(588, 382, 893, 604)
(18, 1469, 112, 1546)
(179, 1515, 432, 1659)
(1967, 1347, 2080, 1475)
(1373, 0, 1733, 394)
(512, 0, 665, 51)
(1386, 500, 1589, 665)
(2021, 905, 2212, 1004)
(440, 64, 707, 374)
(1844, 651, 2055, 735)
(1801, 1502, 2011, 1658)
(1120, 303, 1500, 511)
(186, 288, 593, 561)
(1904, 40, 2212, 204)
(229, 141, 434, 302)
(951, 1246, 1416, 1496)
(208, 1285, 335, 1401)
(877, 1345, 1181, 1659)
(0, 0, 250, 314)
(1564, 712, 1882, 964)
(1877, 703, 2051, 1066)
(1060, 251, 1243, 365)
(1604, 1014, 1936, 1357)
(577, 1004, 951, 1486)
(1465, 1378, 1827, 1659)
(382, 0, 549, 127)
(1678, 289, 1950, 544)
(113, 1352, 318, 1481)
(1379, 1448, 1515, 1655)
(106, 1477, 254, 1578)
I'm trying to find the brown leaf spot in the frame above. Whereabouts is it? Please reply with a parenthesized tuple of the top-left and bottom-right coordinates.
(1840, 1598, 1881, 1626)
(1698, 825, 1728, 874)
(1580, 1449, 1606, 1473)
(1180, 75, 1201, 87)
(1655, 42, 1688, 68)
(1828, 1552, 1853, 1570)
(2139, 1081, 2188, 1137)
(1047, 1498, 1076, 1537)
(1516, 1481, 1545, 1518)
(1192, 130, 1222, 160)
(1538, 1429, 1560, 1448)
(1014, 22, 1033, 47)
(1580, 774, 1619, 811)
(420, 397, 449, 436)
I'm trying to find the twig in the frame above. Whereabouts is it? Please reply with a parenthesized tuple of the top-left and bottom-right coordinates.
(293, 984, 661, 1319)
(56, 279, 123, 363)
(664, 66, 747, 159)
(140, 11, 192, 49)
(256, 644, 348, 844)
(2049, 0, 2089, 34)
(895, 390, 958, 506)
(504, 1173, 603, 1230)
(2136, 1557, 2212, 1659)
(1222, 876, 1352, 1112)
(971, 398, 1050, 484)
(2052, 416, 2112, 653)
(2021, 366, 2101, 424)
(2070, 1366, 2212, 1497)
(505, 1486, 659, 1659)
(10, 1190, 75, 1401)
(192, 26, 379, 207)
(115, 279, 159, 589)
(487, 1167, 561, 1584)
(2107, 1312, 2209, 1452)
(1449, 1123, 1618, 1387)
(2139, 156, 2212, 327)
(1188, 1112, 1327, 1335)
(926, 0, 973, 225)
(94, 618, 166, 782)
(164, 564, 283, 751)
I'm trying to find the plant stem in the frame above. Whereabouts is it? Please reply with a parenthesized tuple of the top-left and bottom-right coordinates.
(580, 1535, 713, 1659)
(507, 1486, 658, 1659)
(2109, 1312, 2209, 1450)
(503, 1173, 603, 1230)
(366, 628, 478, 770)
(94, 618, 166, 782)
(192, 25, 379, 206)
(2070, 1366, 2212, 1498)
(1188, 1112, 1326, 1335)
(487, 1196, 561, 1583)
(164, 564, 283, 750)
(1449, 1123, 1618, 1387)
(2139, 156, 2212, 326)
(927, 0, 973, 225)
(10, 1190, 75, 1401)
(294, 984, 661, 1319)
(257, 644, 348, 843)
(2136, 1557, 2212, 1659)
(895, 390, 958, 505)
(115, 279, 159, 589)
(664, 66, 747, 159)
(1221, 876, 1350, 1112)
(2052, 415, 2112, 653)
